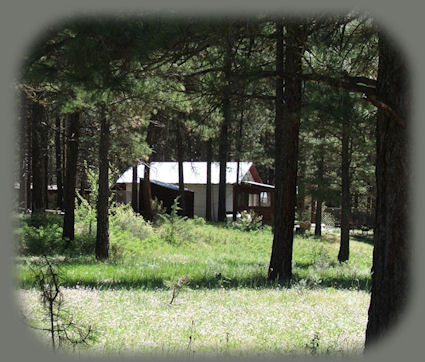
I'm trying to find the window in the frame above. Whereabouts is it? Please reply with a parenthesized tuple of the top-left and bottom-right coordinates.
(248, 193, 260, 207)
(260, 192, 271, 207)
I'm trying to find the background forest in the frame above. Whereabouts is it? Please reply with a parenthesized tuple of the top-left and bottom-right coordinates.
(13, 12, 408, 357)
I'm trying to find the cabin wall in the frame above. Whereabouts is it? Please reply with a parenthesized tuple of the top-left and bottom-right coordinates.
(186, 184, 233, 221)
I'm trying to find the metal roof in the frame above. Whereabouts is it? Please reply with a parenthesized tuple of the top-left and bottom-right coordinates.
(116, 162, 253, 185)
(149, 179, 193, 192)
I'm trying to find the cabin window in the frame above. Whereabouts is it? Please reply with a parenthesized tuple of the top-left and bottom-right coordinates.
(248, 193, 260, 207)
(260, 192, 271, 207)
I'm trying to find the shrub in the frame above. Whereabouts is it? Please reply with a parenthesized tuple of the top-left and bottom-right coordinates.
(75, 191, 97, 235)
(158, 197, 187, 244)
(110, 203, 153, 241)
(18, 223, 64, 256)
(151, 197, 167, 224)
(231, 210, 263, 232)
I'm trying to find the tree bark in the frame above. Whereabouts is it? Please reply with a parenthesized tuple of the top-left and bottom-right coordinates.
(314, 154, 324, 237)
(62, 112, 80, 241)
(218, 26, 232, 222)
(95, 107, 110, 260)
(365, 33, 409, 348)
(131, 164, 138, 212)
(296, 158, 306, 222)
(55, 116, 63, 210)
(44, 131, 49, 210)
(140, 120, 155, 222)
(30, 99, 47, 214)
(79, 162, 88, 202)
(338, 102, 351, 262)
(176, 120, 186, 216)
(18, 93, 29, 210)
(206, 139, 212, 221)
(26, 113, 32, 211)
(233, 107, 244, 221)
(268, 20, 304, 282)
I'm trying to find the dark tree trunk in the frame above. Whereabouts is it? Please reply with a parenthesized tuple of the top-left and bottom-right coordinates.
(30, 99, 47, 214)
(62, 112, 80, 241)
(131, 165, 138, 212)
(315, 200, 322, 237)
(26, 112, 32, 211)
(176, 120, 186, 216)
(315, 154, 324, 237)
(95, 108, 110, 260)
(296, 160, 306, 222)
(44, 130, 49, 210)
(365, 33, 409, 348)
(55, 116, 63, 210)
(141, 165, 153, 221)
(268, 20, 304, 283)
(233, 107, 244, 221)
(18, 93, 29, 210)
(79, 162, 88, 202)
(218, 27, 232, 222)
(206, 139, 212, 221)
(140, 121, 155, 222)
(338, 105, 351, 262)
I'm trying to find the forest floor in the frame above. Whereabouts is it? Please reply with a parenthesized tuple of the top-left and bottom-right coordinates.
(15, 212, 373, 357)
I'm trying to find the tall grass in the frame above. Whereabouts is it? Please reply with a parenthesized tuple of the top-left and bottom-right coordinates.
(15, 212, 373, 356)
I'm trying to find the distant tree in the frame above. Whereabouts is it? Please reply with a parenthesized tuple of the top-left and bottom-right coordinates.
(62, 112, 80, 242)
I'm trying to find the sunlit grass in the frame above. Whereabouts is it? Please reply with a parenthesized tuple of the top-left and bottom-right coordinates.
(19, 286, 369, 357)
(16, 219, 373, 356)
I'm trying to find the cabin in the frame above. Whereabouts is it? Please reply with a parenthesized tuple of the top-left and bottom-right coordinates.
(114, 162, 275, 223)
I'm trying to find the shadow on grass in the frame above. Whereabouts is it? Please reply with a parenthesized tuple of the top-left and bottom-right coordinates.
(351, 233, 374, 245)
(18, 269, 371, 292)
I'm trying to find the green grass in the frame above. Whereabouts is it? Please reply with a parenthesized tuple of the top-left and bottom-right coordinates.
(15, 217, 374, 356)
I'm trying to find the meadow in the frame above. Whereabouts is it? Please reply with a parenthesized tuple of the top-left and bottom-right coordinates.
(15, 206, 374, 357)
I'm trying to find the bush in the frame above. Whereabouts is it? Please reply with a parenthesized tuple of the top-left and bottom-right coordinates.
(18, 223, 64, 256)
(231, 210, 263, 232)
(75, 191, 96, 235)
(158, 197, 187, 244)
(110, 203, 153, 241)
(151, 197, 167, 225)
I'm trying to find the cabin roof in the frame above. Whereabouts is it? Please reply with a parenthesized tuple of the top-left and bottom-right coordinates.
(116, 162, 254, 185)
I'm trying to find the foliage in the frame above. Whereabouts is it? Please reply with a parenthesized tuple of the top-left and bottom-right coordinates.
(18, 222, 64, 256)
(158, 197, 187, 244)
(230, 210, 263, 232)
(110, 203, 153, 241)
(151, 196, 167, 225)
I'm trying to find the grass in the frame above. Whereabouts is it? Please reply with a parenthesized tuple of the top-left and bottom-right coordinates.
(15, 215, 374, 357)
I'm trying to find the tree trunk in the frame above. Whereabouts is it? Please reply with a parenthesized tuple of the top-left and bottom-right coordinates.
(268, 20, 304, 282)
(218, 27, 232, 222)
(365, 33, 409, 348)
(233, 107, 244, 221)
(44, 130, 49, 210)
(131, 164, 138, 212)
(18, 93, 29, 210)
(79, 162, 88, 202)
(55, 116, 63, 210)
(296, 159, 306, 222)
(315, 154, 324, 237)
(95, 108, 110, 260)
(176, 120, 186, 216)
(338, 101, 351, 262)
(30, 99, 46, 214)
(206, 139, 212, 221)
(26, 112, 32, 211)
(62, 112, 80, 241)
(140, 121, 155, 222)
